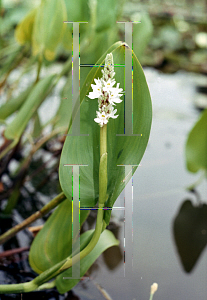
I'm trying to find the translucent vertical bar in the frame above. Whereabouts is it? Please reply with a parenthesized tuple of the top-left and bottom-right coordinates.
(124, 165, 133, 277)
(63, 164, 88, 279)
(63, 21, 88, 137)
(72, 23, 80, 136)
(116, 21, 141, 137)
(72, 165, 80, 278)
(117, 164, 137, 277)
(125, 22, 133, 136)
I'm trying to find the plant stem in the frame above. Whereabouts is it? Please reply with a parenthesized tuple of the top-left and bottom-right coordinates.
(59, 203, 104, 273)
(99, 124, 107, 205)
(0, 139, 18, 160)
(0, 192, 66, 245)
(149, 294, 154, 300)
(32, 126, 67, 153)
(0, 258, 67, 293)
(2, 183, 21, 215)
(186, 170, 206, 191)
(0, 63, 109, 293)
(35, 55, 43, 83)
(36, 280, 56, 291)
(0, 124, 108, 293)
(0, 125, 107, 294)
(0, 204, 104, 294)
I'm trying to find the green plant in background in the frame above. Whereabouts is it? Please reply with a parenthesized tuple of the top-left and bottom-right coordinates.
(185, 108, 207, 178)
(173, 108, 207, 273)
(0, 0, 152, 157)
(0, 0, 153, 295)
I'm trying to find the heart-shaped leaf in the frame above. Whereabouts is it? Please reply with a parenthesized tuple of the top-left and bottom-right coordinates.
(173, 200, 207, 272)
(55, 229, 119, 294)
(59, 42, 152, 225)
(185, 108, 207, 173)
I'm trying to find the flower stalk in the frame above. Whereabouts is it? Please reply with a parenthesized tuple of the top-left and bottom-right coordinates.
(99, 124, 107, 205)
(87, 52, 123, 206)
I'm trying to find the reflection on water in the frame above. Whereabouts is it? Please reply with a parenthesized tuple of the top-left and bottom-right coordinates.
(77, 69, 207, 300)
(173, 199, 207, 273)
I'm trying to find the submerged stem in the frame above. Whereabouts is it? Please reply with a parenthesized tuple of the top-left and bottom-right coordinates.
(0, 204, 104, 294)
(0, 192, 66, 245)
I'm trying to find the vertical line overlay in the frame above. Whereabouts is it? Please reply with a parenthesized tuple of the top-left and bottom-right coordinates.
(63, 21, 88, 137)
(116, 21, 141, 137)
(63, 164, 88, 279)
(117, 164, 138, 277)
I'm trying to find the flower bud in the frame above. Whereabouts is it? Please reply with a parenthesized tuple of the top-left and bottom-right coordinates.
(150, 283, 158, 295)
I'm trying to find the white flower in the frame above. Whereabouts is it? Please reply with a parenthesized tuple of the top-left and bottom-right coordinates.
(88, 78, 102, 99)
(109, 85, 123, 104)
(94, 107, 118, 126)
(108, 108, 118, 119)
(103, 79, 116, 91)
(94, 111, 108, 126)
(87, 53, 123, 127)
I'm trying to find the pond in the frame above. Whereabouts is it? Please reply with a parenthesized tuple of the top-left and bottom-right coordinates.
(0, 68, 207, 300)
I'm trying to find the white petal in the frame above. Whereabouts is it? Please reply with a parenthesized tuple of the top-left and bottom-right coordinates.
(109, 95, 123, 104)
(94, 117, 101, 124)
(109, 108, 118, 119)
(87, 92, 98, 99)
(94, 78, 102, 85)
(110, 114, 118, 119)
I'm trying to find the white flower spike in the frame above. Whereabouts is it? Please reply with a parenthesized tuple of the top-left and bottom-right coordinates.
(87, 53, 123, 127)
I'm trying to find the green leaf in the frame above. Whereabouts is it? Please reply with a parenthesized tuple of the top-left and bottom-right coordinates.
(131, 12, 153, 60)
(32, 0, 67, 61)
(64, 0, 90, 22)
(0, 84, 33, 120)
(54, 73, 72, 129)
(185, 109, 207, 173)
(80, 0, 125, 66)
(80, 26, 119, 66)
(59, 42, 152, 225)
(33, 113, 42, 138)
(0, 45, 23, 79)
(61, 26, 72, 51)
(55, 229, 119, 294)
(4, 75, 56, 141)
(29, 198, 89, 274)
(95, 0, 117, 32)
(15, 7, 37, 45)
